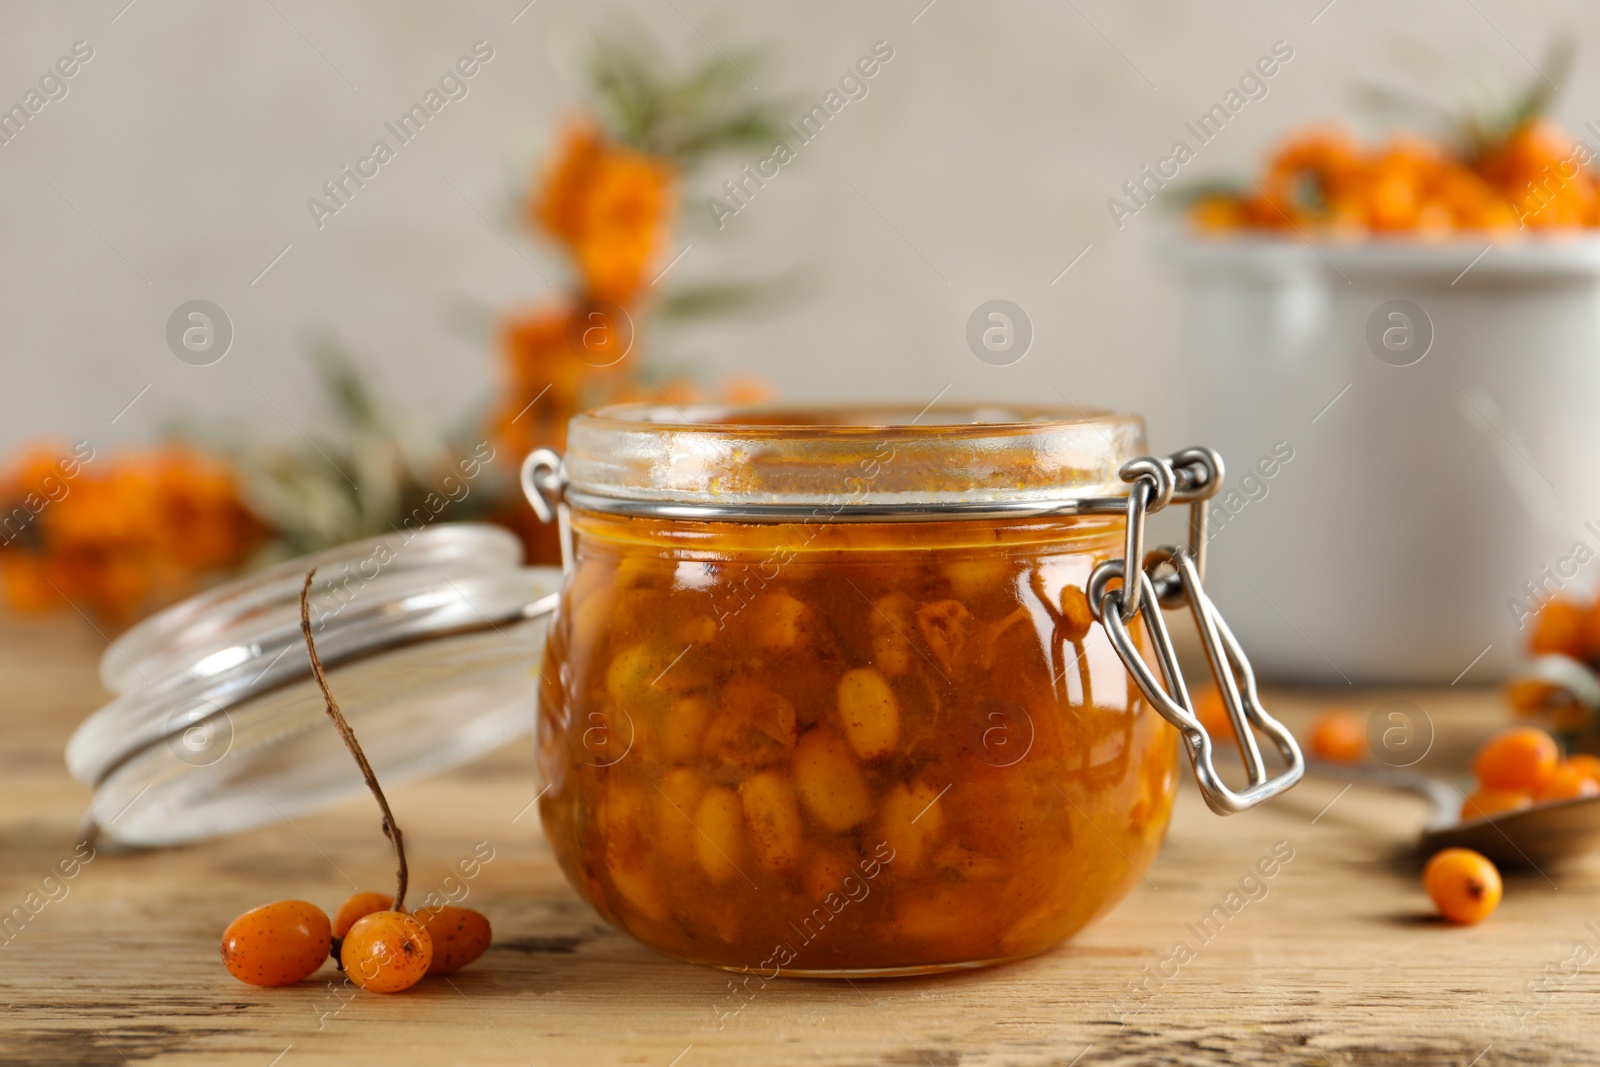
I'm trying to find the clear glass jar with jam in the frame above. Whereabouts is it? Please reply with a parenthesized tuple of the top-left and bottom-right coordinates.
(522, 404, 1302, 975)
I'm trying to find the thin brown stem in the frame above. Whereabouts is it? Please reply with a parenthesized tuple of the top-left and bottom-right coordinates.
(299, 568, 408, 912)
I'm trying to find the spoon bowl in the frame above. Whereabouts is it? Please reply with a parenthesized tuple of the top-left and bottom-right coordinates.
(1304, 757, 1600, 869)
(1422, 795, 1600, 869)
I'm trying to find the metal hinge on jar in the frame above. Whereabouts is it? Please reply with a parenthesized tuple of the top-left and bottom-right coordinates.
(521, 444, 1304, 815)
(1085, 449, 1304, 814)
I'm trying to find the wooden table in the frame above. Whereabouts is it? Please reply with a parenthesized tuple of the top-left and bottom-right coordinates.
(3, 617, 1597, 1067)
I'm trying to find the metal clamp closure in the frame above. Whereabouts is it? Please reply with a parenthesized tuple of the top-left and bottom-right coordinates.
(520, 448, 573, 576)
(1087, 451, 1303, 814)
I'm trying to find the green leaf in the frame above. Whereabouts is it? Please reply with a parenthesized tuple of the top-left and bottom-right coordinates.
(1156, 178, 1252, 211)
(584, 28, 791, 173)
(313, 342, 385, 434)
(1507, 36, 1574, 130)
(657, 279, 786, 320)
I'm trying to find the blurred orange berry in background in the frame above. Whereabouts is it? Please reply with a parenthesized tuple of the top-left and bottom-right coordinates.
(1307, 708, 1367, 763)
(534, 121, 675, 307)
(1534, 762, 1600, 803)
(0, 443, 265, 624)
(1423, 848, 1502, 925)
(1564, 753, 1600, 783)
(1476, 118, 1600, 229)
(1472, 726, 1560, 792)
(1528, 597, 1589, 659)
(492, 302, 631, 460)
(1460, 787, 1533, 822)
(1192, 683, 1232, 742)
(1197, 119, 1600, 235)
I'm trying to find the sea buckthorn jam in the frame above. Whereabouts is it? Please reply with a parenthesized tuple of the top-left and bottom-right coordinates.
(534, 405, 1181, 975)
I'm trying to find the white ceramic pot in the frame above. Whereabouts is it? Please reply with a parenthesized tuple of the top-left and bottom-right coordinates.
(1174, 236, 1600, 684)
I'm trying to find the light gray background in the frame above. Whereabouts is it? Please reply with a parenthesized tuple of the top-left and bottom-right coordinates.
(1, 0, 1591, 456)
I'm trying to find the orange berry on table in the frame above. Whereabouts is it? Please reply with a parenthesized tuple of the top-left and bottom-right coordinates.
(1565, 753, 1600, 784)
(1472, 727, 1560, 792)
(414, 906, 493, 975)
(1535, 763, 1600, 803)
(1307, 709, 1366, 763)
(1193, 684, 1233, 741)
(1528, 598, 1588, 658)
(1460, 787, 1532, 822)
(340, 911, 433, 993)
(1423, 848, 1502, 925)
(220, 900, 332, 987)
(332, 891, 394, 938)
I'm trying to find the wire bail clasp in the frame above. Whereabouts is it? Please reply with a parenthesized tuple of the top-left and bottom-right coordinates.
(1088, 450, 1304, 815)
(520, 448, 574, 575)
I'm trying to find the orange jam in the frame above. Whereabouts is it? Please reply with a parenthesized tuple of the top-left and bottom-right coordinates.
(536, 507, 1179, 974)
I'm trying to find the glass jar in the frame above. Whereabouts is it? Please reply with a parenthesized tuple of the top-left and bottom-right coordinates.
(522, 403, 1302, 976)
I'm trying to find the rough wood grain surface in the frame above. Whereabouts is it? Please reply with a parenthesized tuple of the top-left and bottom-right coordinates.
(2, 618, 1596, 1066)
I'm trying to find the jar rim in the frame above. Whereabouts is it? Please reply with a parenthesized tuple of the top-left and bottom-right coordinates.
(563, 403, 1146, 511)
(573, 402, 1139, 435)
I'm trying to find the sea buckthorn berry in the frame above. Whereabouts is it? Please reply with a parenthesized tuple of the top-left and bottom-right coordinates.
(943, 559, 1011, 598)
(340, 911, 433, 993)
(1423, 848, 1502, 925)
(693, 787, 747, 882)
(1529, 599, 1588, 658)
(599, 802, 660, 918)
(675, 613, 717, 646)
(659, 695, 709, 764)
(414, 906, 492, 975)
(332, 891, 394, 938)
(1308, 709, 1366, 764)
(1473, 727, 1560, 791)
(869, 593, 915, 677)
(220, 900, 332, 987)
(1566, 753, 1600, 784)
(656, 767, 707, 866)
(793, 730, 872, 832)
(837, 667, 900, 760)
(879, 780, 945, 871)
(1193, 684, 1232, 741)
(750, 591, 809, 649)
(1535, 763, 1600, 803)
(1460, 787, 1532, 822)
(606, 643, 670, 705)
(608, 855, 667, 920)
(740, 771, 805, 873)
(1059, 585, 1094, 643)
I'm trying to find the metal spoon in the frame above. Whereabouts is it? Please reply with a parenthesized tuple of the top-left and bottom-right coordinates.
(1304, 757, 1600, 868)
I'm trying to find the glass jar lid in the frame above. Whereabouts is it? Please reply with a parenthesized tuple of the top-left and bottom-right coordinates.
(560, 403, 1146, 514)
(66, 523, 561, 846)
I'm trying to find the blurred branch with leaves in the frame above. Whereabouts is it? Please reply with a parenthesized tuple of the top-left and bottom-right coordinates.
(0, 29, 790, 625)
